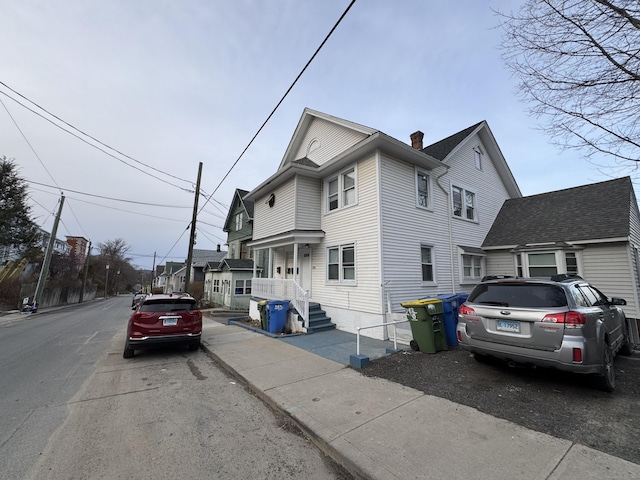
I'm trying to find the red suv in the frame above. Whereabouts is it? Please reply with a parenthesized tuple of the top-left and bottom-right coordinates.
(123, 293, 202, 358)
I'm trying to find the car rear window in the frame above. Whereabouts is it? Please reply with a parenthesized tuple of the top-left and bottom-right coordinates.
(468, 283, 567, 308)
(139, 299, 198, 312)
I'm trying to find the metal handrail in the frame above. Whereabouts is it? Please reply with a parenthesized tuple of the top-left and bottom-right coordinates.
(356, 319, 409, 355)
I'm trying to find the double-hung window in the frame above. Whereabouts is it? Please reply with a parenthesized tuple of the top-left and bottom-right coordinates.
(421, 246, 434, 282)
(327, 244, 355, 283)
(235, 213, 243, 231)
(452, 185, 476, 220)
(326, 167, 356, 212)
(235, 279, 251, 295)
(213, 279, 220, 293)
(462, 254, 483, 281)
(416, 170, 430, 208)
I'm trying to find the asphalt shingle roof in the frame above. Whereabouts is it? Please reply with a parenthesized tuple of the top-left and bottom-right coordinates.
(421, 121, 483, 161)
(483, 177, 633, 247)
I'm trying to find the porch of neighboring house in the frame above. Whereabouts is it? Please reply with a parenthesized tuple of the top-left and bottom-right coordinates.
(249, 237, 335, 334)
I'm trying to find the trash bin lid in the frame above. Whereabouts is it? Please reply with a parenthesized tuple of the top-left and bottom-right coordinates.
(401, 298, 443, 307)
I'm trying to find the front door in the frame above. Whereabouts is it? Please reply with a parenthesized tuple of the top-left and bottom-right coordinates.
(299, 248, 312, 297)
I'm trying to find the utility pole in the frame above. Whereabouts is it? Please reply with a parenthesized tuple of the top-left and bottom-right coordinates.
(79, 241, 92, 303)
(33, 194, 65, 308)
(184, 162, 202, 294)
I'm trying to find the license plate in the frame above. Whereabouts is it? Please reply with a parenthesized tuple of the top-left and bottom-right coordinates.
(496, 320, 519, 333)
(163, 318, 178, 326)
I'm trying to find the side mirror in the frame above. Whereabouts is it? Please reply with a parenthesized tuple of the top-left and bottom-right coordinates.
(611, 297, 627, 306)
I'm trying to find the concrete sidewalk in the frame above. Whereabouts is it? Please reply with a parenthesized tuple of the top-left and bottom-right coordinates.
(201, 316, 640, 480)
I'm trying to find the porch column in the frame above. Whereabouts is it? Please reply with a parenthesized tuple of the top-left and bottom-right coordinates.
(268, 247, 273, 278)
(293, 243, 299, 284)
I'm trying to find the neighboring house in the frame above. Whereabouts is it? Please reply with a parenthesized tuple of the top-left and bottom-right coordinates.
(158, 261, 186, 293)
(482, 176, 640, 341)
(203, 189, 263, 309)
(190, 247, 226, 283)
(244, 108, 521, 338)
(204, 258, 260, 309)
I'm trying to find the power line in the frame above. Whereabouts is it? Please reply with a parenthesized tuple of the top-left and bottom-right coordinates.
(0, 89, 194, 193)
(28, 179, 193, 207)
(0, 80, 195, 187)
(198, 0, 357, 214)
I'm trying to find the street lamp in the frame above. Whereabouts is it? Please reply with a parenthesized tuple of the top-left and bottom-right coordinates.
(105, 264, 110, 298)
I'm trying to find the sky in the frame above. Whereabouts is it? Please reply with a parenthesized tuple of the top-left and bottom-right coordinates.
(0, 0, 627, 270)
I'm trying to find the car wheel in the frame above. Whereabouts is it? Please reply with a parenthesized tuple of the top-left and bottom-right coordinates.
(188, 341, 200, 352)
(123, 343, 134, 358)
(596, 343, 615, 392)
(620, 319, 635, 356)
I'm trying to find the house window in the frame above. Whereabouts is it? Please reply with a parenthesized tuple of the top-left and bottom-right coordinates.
(421, 246, 434, 282)
(235, 213, 243, 231)
(327, 244, 355, 283)
(416, 170, 430, 208)
(452, 185, 476, 220)
(462, 254, 483, 281)
(326, 167, 357, 212)
(231, 243, 237, 259)
(528, 253, 557, 276)
(235, 279, 251, 295)
(474, 147, 482, 170)
(213, 279, 220, 293)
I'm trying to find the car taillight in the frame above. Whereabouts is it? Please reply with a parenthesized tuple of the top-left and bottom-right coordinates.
(459, 304, 475, 316)
(187, 310, 202, 320)
(541, 311, 586, 328)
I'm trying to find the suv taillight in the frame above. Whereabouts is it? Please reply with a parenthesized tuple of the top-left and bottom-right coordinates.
(459, 304, 476, 316)
(541, 311, 586, 328)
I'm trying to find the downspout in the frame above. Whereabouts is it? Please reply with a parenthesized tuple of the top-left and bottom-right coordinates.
(375, 149, 389, 339)
(435, 166, 456, 294)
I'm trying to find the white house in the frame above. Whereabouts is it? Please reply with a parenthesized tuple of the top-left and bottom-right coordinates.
(244, 108, 521, 338)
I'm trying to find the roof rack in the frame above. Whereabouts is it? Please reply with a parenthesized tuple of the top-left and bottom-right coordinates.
(480, 275, 515, 282)
(550, 273, 584, 282)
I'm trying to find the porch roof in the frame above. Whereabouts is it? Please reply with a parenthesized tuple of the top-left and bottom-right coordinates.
(247, 229, 324, 249)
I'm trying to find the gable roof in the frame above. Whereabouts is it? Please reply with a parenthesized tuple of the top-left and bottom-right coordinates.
(191, 248, 226, 267)
(422, 121, 483, 161)
(223, 188, 254, 233)
(483, 177, 634, 248)
(422, 120, 520, 198)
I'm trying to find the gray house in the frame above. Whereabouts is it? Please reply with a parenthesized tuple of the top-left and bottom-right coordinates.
(482, 176, 640, 341)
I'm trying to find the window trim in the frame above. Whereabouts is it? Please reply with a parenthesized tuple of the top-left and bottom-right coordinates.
(234, 279, 251, 295)
(213, 279, 220, 293)
(460, 252, 485, 284)
(235, 213, 243, 231)
(514, 249, 582, 277)
(325, 166, 357, 213)
(326, 243, 356, 285)
(473, 146, 483, 170)
(451, 183, 477, 221)
(415, 168, 431, 210)
(420, 245, 436, 285)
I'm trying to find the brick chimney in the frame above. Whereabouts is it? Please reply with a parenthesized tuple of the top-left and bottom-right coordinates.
(410, 131, 424, 150)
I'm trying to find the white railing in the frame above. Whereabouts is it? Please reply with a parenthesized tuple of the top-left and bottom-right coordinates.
(252, 278, 309, 329)
(356, 320, 409, 355)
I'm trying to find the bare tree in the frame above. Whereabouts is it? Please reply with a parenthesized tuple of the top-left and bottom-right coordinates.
(498, 1, 640, 170)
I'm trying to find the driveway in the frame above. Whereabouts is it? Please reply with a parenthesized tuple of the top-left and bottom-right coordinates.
(361, 346, 640, 464)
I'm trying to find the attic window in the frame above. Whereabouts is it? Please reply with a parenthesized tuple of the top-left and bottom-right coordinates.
(307, 139, 321, 156)
(474, 147, 483, 170)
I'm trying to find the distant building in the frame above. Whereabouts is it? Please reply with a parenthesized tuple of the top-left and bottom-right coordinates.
(66, 236, 89, 266)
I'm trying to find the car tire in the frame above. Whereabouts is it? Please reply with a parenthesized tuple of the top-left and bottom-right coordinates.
(123, 343, 134, 358)
(596, 343, 615, 392)
(620, 319, 635, 356)
(188, 341, 200, 352)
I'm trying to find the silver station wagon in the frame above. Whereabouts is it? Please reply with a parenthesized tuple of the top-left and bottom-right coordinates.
(457, 275, 635, 392)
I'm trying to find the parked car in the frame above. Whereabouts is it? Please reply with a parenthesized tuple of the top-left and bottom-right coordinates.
(457, 275, 635, 391)
(123, 293, 202, 358)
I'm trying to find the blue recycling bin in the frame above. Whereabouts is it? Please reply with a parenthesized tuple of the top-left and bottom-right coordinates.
(266, 300, 289, 334)
(435, 293, 467, 346)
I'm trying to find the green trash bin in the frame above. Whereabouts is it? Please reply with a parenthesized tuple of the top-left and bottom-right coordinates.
(400, 298, 448, 353)
(257, 300, 268, 331)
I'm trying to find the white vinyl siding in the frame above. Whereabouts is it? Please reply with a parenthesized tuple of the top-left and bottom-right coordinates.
(292, 117, 368, 167)
(294, 176, 321, 230)
(252, 181, 296, 240)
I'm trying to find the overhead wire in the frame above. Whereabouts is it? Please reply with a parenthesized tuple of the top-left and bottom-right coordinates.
(0, 80, 195, 187)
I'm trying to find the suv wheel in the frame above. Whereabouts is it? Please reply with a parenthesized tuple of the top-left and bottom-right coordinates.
(188, 341, 200, 352)
(620, 319, 635, 356)
(597, 343, 615, 392)
(123, 342, 134, 359)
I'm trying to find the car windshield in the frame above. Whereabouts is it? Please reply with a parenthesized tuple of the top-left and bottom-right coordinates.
(468, 283, 567, 308)
(139, 299, 197, 312)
